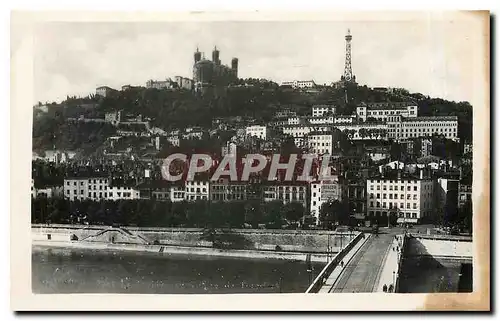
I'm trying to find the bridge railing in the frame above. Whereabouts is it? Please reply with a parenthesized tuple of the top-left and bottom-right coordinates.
(305, 232, 363, 293)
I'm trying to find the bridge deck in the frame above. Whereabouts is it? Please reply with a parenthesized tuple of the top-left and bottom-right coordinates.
(331, 232, 394, 293)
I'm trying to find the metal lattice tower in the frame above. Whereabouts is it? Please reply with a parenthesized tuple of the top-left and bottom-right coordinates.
(343, 29, 354, 82)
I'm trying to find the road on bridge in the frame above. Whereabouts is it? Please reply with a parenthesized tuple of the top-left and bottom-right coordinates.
(331, 230, 396, 293)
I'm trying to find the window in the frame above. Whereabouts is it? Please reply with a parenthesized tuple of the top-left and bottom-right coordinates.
(370, 202, 374, 207)
(383, 194, 387, 199)
(377, 186, 380, 191)
(73, 190, 77, 194)
(394, 186, 398, 191)
(377, 193, 380, 198)
(406, 203, 410, 209)
(413, 194, 417, 200)
(414, 186, 417, 191)
(407, 194, 411, 200)
(73, 182, 76, 186)
(80, 190, 83, 195)
(88, 192, 91, 197)
(389, 194, 393, 199)
(413, 203, 417, 209)
(407, 186, 411, 191)
(394, 194, 398, 199)
(400, 203, 404, 208)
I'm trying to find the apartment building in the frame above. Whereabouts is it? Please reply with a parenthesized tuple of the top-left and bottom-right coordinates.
(96, 86, 117, 97)
(309, 179, 345, 221)
(312, 105, 336, 117)
(210, 178, 247, 201)
(281, 80, 316, 89)
(387, 116, 459, 142)
(64, 176, 139, 201)
(335, 122, 389, 140)
(305, 131, 335, 155)
(262, 182, 307, 207)
(245, 125, 269, 140)
(366, 172, 435, 224)
(184, 181, 210, 201)
(356, 102, 418, 122)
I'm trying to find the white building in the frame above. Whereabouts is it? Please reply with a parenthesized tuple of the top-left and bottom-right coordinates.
(387, 116, 459, 142)
(245, 125, 269, 140)
(262, 183, 307, 207)
(64, 177, 92, 201)
(308, 116, 334, 125)
(334, 116, 355, 124)
(174, 76, 194, 90)
(335, 122, 388, 140)
(366, 173, 435, 224)
(146, 79, 176, 89)
(356, 102, 418, 122)
(281, 80, 316, 89)
(96, 86, 116, 97)
(312, 105, 336, 117)
(184, 181, 210, 201)
(310, 178, 344, 222)
(305, 132, 335, 155)
(107, 186, 140, 200)
(287, 117, 305, 125)
(170, 186, 186, 202)
(64, 177, 139, 201)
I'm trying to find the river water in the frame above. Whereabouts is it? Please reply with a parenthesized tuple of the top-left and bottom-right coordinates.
(32, 246, 326, 294)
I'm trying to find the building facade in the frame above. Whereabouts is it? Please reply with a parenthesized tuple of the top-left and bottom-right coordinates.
(356, 102, 418, 122)
(312, 105, 336, 117)
(280, 80, 316, 89)
(309, 179, 345, 222)
(245, 125, 269, 140)
(96, 86, 117, 98)
(366, 173, 435, 224)
(387, 115, 459, 142)
(184, 181, 210, 201)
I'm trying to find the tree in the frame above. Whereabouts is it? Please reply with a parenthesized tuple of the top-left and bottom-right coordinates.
(319, 199, 349, 229)
(283, 202, 304, 225)
(263, 200, 284, 229)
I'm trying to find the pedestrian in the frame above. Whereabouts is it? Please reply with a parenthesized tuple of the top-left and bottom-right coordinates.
(340, 261, 344, 268)
(383, 284, 388, 292)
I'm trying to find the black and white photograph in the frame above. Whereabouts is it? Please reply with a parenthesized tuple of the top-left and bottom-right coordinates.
(10, 10, 490, 311)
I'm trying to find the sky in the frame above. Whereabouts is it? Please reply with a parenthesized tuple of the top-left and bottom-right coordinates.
(33, 17, 483, 105)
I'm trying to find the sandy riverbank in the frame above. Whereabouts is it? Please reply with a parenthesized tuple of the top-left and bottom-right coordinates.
(32, 240, 332, 263)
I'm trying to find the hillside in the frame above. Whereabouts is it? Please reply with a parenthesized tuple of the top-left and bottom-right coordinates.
(32, 83, 473, 156)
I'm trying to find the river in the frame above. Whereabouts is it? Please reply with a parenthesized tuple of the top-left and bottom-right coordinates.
(32, 246, 326, 294)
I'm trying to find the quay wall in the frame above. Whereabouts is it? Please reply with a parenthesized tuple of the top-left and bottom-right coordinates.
(31, 224, 356, 254)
